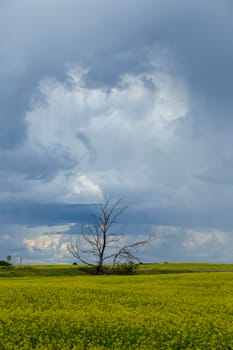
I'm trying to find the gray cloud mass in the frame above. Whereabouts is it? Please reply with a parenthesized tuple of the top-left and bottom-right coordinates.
(0, 0, 233, 263)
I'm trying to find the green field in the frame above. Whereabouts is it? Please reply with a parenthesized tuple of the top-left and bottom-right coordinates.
(1, 265, 233, 349)
(2, 262, 233, 277)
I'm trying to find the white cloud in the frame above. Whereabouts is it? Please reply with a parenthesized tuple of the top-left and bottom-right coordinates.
(23, 234, 61, 252)
(1, 222, 233, 264)
(182, 229, 229, 260)
(70, 174, 103, 202)
(24, 65, 189, 204)
(184, 229, 227, 250)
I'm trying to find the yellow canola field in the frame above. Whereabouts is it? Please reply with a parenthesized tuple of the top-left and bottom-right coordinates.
(0, 273, 233, 349)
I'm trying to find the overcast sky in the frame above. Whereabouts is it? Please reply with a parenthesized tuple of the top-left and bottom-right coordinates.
(1, 0, 233, 264)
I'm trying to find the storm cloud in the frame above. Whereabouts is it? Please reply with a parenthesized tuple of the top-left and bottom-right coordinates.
(0, 0, 233, 262)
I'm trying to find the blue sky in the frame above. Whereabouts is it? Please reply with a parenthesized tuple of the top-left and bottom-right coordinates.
(1, 0, 233, 264)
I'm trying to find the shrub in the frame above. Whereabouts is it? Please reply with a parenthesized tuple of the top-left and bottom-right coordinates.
(0, 260, 11, 267)
(112, 262, 138, 275)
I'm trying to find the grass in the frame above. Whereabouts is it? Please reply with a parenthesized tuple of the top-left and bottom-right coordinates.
(0, 265, 85, 277)
(1, 262, 233, 277)
(136, 262, 233, 274)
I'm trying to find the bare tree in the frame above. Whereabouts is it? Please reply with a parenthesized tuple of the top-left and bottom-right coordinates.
(67, 198, 151, 274)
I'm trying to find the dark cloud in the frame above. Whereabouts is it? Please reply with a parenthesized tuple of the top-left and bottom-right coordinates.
(0, 146, 75, 181)
(0, 1, 233, 262)
(1, 0, 232, 138)
(0, 203, 92, 225)
(0, 201, 232, 232)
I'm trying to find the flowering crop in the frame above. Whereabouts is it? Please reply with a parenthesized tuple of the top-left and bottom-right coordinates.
(0, 273, 233, 349)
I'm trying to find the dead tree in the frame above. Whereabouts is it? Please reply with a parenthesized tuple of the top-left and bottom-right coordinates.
(67, 198, 151, 274)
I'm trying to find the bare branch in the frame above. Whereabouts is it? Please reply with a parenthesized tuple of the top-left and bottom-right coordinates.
(67, 198, 155, 274)
(110, 237, 152, 270)
(67, 238, 95, 266)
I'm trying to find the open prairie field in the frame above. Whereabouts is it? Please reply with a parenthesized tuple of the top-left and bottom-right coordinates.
(1, 270, 233, 349)
(2, 262, 233, 277)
